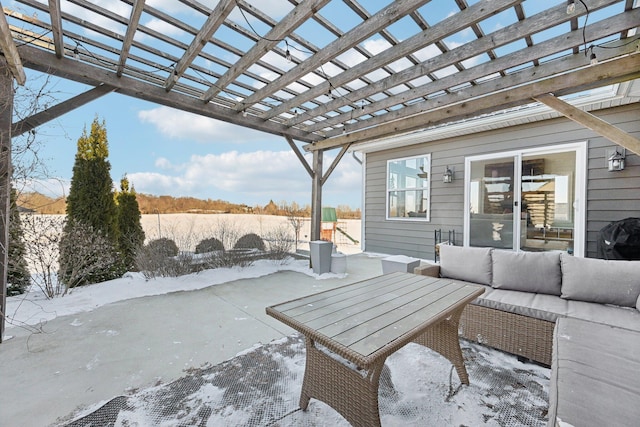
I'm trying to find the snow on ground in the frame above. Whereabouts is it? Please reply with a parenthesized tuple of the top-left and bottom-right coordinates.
(4, 258, 343, 331)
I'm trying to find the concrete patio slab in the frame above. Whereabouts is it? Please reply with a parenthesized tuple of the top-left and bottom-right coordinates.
(0, 254, 384, 426)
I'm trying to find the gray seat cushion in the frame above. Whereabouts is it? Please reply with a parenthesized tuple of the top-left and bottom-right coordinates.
(548, 317, 640, 427)
(560, 253, 640, 307)
(492, 250, 562, 295)
(439, 245, 492, 285)
(471, 287, 640, 330)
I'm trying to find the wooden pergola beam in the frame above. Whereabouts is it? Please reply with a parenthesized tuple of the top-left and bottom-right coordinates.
(203, 0, 331, 103)
(0, 59, 13, 342)
(240, 0, 438, 115)
(300, 0, 625, 133)
(534, 93, 640, 156)
(16, 43, 323, 143)
(47, 0, 63, 58)
(165, 0, 234, 91)
(117, 0, 145, 78)
(261, 0, 521, 121)
(0, 2, 26, 85)
(305, 53, 640, 151)
(11, 84, 116, 136)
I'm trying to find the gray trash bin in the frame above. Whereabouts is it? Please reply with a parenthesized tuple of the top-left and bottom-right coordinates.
(310, 240, 333, 274)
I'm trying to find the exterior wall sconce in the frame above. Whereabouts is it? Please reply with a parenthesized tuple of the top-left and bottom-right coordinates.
(443, 166, 453, 183)
(608, 148, 626, 171)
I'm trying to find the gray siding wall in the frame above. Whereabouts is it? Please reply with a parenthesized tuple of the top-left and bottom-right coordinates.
(363, 103, 640, 260)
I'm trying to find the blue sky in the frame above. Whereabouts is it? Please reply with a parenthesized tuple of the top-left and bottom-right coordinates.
(11, 0, 619, 209)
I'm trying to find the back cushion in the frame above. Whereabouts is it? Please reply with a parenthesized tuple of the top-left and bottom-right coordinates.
(492, 250, 562, 295)
(561, 253, 640, 307)
(439, 245, 493, 285)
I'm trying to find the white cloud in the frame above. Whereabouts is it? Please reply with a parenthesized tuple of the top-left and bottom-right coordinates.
(128, 150, 362, 207)
(138, 106, 266, 143)
(362, 38, 392, 55)
(142, 18, 188, 38)
(146, 0, 194, 15)
(61, 0, 129, 36)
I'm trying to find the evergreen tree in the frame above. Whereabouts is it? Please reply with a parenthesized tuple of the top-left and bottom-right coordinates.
(7, 187, 30, 296)
(59, 117, 120, 287)
(115, 176, 145, 272)
(65, 117, 117, 239)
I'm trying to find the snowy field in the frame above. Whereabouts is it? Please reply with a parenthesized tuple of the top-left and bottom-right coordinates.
(139, 213, 362, 254)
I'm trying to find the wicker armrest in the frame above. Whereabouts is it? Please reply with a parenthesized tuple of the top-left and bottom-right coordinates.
(414, 263, 440, 277)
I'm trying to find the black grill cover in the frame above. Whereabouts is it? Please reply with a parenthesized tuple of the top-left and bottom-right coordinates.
(597, 217, 640, 260)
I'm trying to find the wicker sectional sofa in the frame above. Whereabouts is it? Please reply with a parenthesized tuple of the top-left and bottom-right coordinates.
(414, 244, 640, 427)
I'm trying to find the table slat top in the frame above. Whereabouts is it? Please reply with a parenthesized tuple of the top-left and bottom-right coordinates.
(266, 272, 484, 367)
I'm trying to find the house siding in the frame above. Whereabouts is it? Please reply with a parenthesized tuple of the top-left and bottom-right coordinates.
(363, 103, 640, 260)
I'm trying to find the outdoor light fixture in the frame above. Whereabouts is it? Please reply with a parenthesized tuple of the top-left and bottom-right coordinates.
(566, 0, 576, 14)
(608, 148, 626, 171)
(443, 166, 453, 183)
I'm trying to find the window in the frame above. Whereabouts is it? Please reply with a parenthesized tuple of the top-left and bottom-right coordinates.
(387, 155, 431, 220)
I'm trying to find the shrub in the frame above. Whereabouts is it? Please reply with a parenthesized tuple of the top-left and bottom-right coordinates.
(136, 238, 186, 279)
(58, 220, 121, 291)
(146, 237, 179, 257)
(234, 233, 265, 251)
(195, 237, 224, 254)
(265, 226, 293, 261)
(22, 214, 65, 298)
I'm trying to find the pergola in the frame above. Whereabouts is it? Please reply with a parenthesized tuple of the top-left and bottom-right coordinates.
(1, 0, 639, 340)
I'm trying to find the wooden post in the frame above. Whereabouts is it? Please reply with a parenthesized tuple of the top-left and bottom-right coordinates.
(0, 60, 14, 342)
(310, 149, 323, 242)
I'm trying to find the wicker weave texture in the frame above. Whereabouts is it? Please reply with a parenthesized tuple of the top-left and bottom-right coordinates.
(300, 338, 384, 427)
(459, 304, 555, 366)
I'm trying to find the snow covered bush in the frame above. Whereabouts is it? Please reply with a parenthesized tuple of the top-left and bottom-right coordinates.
(58, 220, 121, 293)
(21, 214, 64, 298)
(264, 226, 293, 261)
(234, 233, 265, 251)
(195, 237, 224, 254)
(136, 238, 187, 279)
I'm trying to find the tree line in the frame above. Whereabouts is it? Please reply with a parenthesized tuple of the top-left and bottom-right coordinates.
(18, 192, 362, 219)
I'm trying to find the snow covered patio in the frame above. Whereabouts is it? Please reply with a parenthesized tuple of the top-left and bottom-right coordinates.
(0, 253, 549, 426)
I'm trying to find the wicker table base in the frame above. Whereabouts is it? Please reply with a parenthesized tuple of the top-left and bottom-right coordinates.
(266, 273, 483, 427)
(299, 305, 469, 427)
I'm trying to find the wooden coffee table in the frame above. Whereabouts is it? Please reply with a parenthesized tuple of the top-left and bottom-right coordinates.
(266, 271, 484, 427)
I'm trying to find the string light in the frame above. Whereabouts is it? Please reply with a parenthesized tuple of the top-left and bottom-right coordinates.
(566, 0, 576, 14)
(285, 41, 292, 62)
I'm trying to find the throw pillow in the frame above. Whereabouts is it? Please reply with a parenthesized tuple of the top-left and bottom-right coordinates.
(439, 245, 493, 285)
(492, 250, 562, 295)
(560, 253, 640, 307)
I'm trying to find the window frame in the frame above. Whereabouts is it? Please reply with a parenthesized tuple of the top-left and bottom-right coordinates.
(463, 142, 587, 256)
(386, 154, 432, 221)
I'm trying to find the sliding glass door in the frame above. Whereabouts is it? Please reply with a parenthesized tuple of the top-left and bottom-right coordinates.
(465, 144, 585, 255)
(468, 156, 518, 250)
